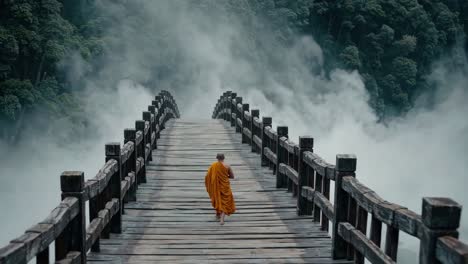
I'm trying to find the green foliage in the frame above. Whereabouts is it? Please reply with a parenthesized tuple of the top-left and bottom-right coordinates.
(0, 27, 19, 63)
(1, 0, 467, 140)
(0, 95, 21, 121)
(0, 0, 102, 141)
(393, 35, 417, 56)
(274, 0, 467, 117)
(340, 46, 362, 69)
(392, 57, 418, 87)
(0, 79, 36, 107)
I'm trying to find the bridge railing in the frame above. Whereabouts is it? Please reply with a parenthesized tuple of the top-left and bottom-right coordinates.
(0, 90, 180, 264)
(212, 91, 468, 264)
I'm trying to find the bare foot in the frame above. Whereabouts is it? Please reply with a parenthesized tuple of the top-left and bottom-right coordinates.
(220, 212, 225, 225)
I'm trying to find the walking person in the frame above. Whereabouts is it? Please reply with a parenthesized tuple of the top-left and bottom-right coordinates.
(205, 153, 236, 225)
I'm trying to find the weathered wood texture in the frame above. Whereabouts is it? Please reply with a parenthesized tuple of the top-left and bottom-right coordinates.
(87, 119, 348, 264)
(212, 91, 468, 264)
(0, 91, 179, 264)
(2, 90, 468, 264)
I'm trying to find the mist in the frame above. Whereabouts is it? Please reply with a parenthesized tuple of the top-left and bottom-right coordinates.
(1, 1, 467, 263)
(0, 80, 153, 245)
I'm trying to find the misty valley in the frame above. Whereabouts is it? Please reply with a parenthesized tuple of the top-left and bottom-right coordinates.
(1, 1, 468, 263)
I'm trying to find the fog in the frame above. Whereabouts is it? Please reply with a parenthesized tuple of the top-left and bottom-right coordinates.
(1, 1, 467, 262)
(0, 80, 153, 245)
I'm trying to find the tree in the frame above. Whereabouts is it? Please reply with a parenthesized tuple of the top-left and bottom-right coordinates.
(392, 56, 418, 88)
(393, 35, 417, 56)
(379, 74, 410, 113)
(0, 27, 19, 64)
(0, 95, 21, 121)
(0, 0, 97, 142)
(340, 45, 362, 69)
(377, 24, 394, 45)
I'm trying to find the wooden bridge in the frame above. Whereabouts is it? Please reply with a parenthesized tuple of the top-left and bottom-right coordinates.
(0, 91, 467, 264)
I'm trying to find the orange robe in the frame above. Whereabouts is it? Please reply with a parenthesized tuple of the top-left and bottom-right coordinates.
(205, 162, 236, 215)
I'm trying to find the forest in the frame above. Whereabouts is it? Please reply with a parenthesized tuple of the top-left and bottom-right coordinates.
(0, 0, 467, 143)
(0, 0, 100, 142)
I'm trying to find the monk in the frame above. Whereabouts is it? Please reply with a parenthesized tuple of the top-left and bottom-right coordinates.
(205, 153, 236, 225)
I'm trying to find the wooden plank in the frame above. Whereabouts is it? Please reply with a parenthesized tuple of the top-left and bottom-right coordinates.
(85, 119, 350, 264)
(436, 236, 468, 264)
(264, 147, 277, 164)
(338, 223, 395, 264)
(87, 254, 351, 263)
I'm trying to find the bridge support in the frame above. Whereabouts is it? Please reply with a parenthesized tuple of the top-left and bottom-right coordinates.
(241, 104, 249, 143)
(276, 126, 288, 188)
(297, 136, 313, 216)
(261, 117, 272, 167)
(332, 154, 356, 260)
(136, 121, 148, 184)
(251, 109, 260, 153)
(124, 129, 138, 202)
(148, 105, 158, 149)
(57, 171, 87, 264)
(105, 143, 122, 234)
(143, 111, 153, 162)
(229, 93, 237, 126)
(419, 197, 461, 263)
(235, 97, 242, 132)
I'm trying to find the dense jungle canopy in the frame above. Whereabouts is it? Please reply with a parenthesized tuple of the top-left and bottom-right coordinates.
(0, 0, 467, 143)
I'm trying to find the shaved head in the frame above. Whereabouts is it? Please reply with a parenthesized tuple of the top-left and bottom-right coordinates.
(216, 153, 225, 161)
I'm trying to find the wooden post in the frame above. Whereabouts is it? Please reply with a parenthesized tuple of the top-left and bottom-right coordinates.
(292, 145, 299, 197)
(305, 166, 314, 215)
(220, 93, 226, 120)
(143, 111, 153, 162)
(385, 225, 399, 261)
(235, 97, 242, 133)
(153, 98, 161, 139)
(221, 92, 227, 119)
(218, 95, 224, 119)
(269, 134, 275, 172)
(227, 96, 232, 122)
(355, 206, 368, 264)
(105, 143, 122, 233)
(332, 154, 357, 259)
(222, 92, 230, 121)
(276, 126, 288, 188)
(148, 105, 158, 149)
(230, 93, 237, 127)
(313, 171, 323, 223)
(135, 120, 147, 183)
(241, 104, 249, 143)
(155, 95, 161, 109)
(419, 197, 462, 263)
(223, 96, 229, 121)
(297, 136, 313, 215)
(57, 171, 86, 264)
(261, 117, 272, 167)
(124, 129, 137, 202)
(369, 216, 382, 247)
(156, 96, 165, 130)
(346, 197, 357, 260)
(89, 187, 101, 252)
(225, 91, 232, 121)
(322, 174, 331, 231)
(251, 109, 259, 152)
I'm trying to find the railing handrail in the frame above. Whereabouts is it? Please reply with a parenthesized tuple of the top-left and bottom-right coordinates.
(212, 90, 468, 264)
(0, 90, 180, 264)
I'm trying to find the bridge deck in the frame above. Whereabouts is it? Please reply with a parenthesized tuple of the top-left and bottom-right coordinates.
(88, 119, 348, 264)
